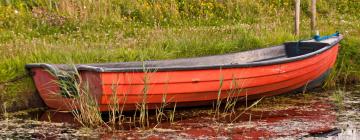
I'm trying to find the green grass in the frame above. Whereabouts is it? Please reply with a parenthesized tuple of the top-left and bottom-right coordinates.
(330, 89, 346, 108)
(0, 0, 359, 110)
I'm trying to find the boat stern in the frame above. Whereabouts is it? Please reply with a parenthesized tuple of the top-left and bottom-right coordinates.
(26, 65, 74, 110)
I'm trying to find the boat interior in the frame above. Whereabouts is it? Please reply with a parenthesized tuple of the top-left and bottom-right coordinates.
(26, 41, 332, 72)
(84, 42, 330, 69)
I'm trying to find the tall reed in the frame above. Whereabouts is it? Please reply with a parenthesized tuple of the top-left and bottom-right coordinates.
(108, 79, 120, 129)
(214, 69, 224, 119)
(135, 63, 152, 128)
(155, 93, 168, 125)
(223, 76, 245, 118)
(231, 97, 263, 123)
(168, 103, 177, 124)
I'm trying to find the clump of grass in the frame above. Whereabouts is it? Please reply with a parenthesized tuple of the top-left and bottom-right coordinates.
(108, 80, 120, 129)
(223, 76, 244, 115)
(330, 89, 346, 108)
(116, 87, 128, 129)
(154, 76, 172, 125)
(105, 81, 129, 130)
(168, 103, 177, 124)
(213, 73, 249, 120)
(155, 94, 168, 125)
(135, 64, 151, 128)
(324, 53, 347, 88)
(54, 67, 106, 128)
(71, 82, 106, 128)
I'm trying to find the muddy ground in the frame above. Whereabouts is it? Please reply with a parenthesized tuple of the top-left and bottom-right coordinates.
(0, 87, 359, 139)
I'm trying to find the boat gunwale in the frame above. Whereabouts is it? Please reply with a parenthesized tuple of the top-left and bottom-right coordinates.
(25, 35, 343, 73)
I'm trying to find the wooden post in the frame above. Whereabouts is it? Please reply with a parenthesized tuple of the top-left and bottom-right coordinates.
(294, 0, 300, 36)
(311, 0, 317, 33)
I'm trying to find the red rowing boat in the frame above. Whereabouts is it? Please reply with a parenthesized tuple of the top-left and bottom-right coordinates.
(26, 34, 343, 111)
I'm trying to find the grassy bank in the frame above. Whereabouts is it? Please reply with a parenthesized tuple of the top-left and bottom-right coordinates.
(0, 0, 359, 111)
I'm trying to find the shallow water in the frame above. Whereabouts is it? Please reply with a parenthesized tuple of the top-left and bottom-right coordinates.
(327, 86, 360, 140)
(1, 86, 359, 139)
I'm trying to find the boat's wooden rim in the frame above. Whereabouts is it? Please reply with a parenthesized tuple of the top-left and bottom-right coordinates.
(25, 35, 343, 73)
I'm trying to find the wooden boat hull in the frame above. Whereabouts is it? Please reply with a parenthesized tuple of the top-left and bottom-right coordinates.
(26, 36, 342, 111)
